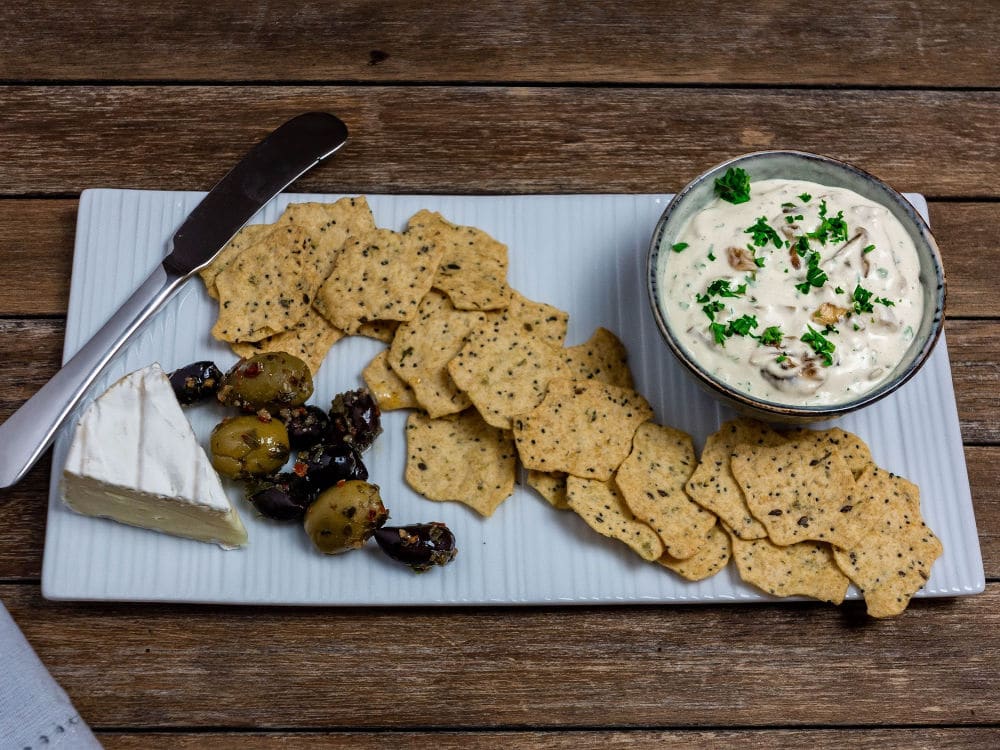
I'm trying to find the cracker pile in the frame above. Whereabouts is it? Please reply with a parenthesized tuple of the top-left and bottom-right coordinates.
(202, 199, 942, 617)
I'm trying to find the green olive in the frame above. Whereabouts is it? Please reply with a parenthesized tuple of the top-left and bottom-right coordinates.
(217, 352, 313, 414)
(304, 480, 389, 555)
(210, 415, 290, 479)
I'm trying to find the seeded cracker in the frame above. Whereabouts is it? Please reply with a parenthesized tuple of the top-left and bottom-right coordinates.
(404, 410, 516, 517)
(526, 470, 570, 510)
(785, 427, 873, 479)
(276, 197, 376, 281)
(503, 291, 569, 345)
(231, 307, 345, 375)
(832, 465, 943, 618)
(363, 350, 419, 411)
(200, 223, 275, 300)
(389, 290, 487, 418)
(565, 476, 664, 561)
(407, 209, 513, 311)
(729, 532, 850, 604)
(562, 327, 634, 388)
(355, 319, 399, 343)
(658, 524, 731, 581)
(615, 423, 714, 559)
(212, 225, 320, 343)
(512, 378, 653, 481)
(686, 419, 785, 540)
(313, 226, 445, 334)
(730, 438, 865, 548)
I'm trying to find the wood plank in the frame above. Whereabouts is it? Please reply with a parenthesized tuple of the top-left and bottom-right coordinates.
(945, 320, 1000, 445)
(0, 199, 996, 318)
(95, 728, 1000, 749)
(0, 1, 997, 87)
(4, 583, 998, 728)
(0, 87, 999, 197)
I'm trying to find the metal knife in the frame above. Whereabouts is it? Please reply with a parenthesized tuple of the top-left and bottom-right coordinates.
(0, 111, 349, 488)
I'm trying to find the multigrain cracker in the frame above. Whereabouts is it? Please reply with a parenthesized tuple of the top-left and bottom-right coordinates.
(404, 409, 516, 517)
(686, 419, 785, 540)
(276, 197, 376, 281)
(388, 291, 488, 418)
(785, 427, 873, 479)
(832, 465, 943, 618)
(565, 476, 664, 561)
(729, 532, 850, 604)
(212, 225, 319, 343)
(230, 307, 344, 374)
(526, 470, 570, 510)
(562, 327, 634, 388)
(407, 209, 513, 311)
(614, 423, 713, 559)
(199, 223, 274, 300)
(658, 523, 731, 581)
(512, 378, 653, 481)
(313, 227, 445, 334)
(730, 439, 864, 548)
(501, 291, 569, 345)
(362, 350, 419, 411)
(355, 319, 399, 343)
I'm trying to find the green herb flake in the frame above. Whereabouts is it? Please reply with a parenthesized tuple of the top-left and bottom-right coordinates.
(702, 300, 725, 321)
(707, 249, 716, 261)
(714, 167, 752, 204)
(798, 192, 812, 203)
(754, 256, 766, 268)
(759, 326, 783, 346)
(671, 242, 689, 253)
(710, 322, 729, 345)
(852, 285, 894, 315)
(794, 252, 829, 294)
(745, 216, 783, 248)
(863, 244, 876, 254)
(706, 279, 747, 298)
(834, 286, 844, 294)
(727, 314, 759, 337)
(801, 325, 836, 366)
(776, 354, 788, 363)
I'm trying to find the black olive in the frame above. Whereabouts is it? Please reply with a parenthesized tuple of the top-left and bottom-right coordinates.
(279, 405, 330, 450)
(246, 472, 316, 522)
(374, 523, 457, 572)
(297, 442, 368, 491)
(328, 388, 382, 451)
(168, 361, 223, 404)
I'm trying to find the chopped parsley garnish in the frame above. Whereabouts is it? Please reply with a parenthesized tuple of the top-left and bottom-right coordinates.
(798, 192, 812, 203)
(781, 202, 796, 209)
(807, 200, 849, 245)
(795, 236, 810, 257)
(794, 252, 829, 294)
(801, 325, 835, 366)
(852, 284, 896, 315)
(701, 300, 725, 320)
(707, 249, 716, 261)
(745, 216, 783, 248)
(706, 279, 747, 298)
(759, 326, 784, 346)
(671, 242, 689, 253)
(710, 322, 728, 345)
(834, 286, 844, 294)
(775, 354, 788, 363)
(714, 167, 751, 204)
(727, 314, 758, 337)
(863, 244, 876, 254)
(754, 256, 766, 268)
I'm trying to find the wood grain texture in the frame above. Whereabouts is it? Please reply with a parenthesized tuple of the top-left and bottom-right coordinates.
(946, 320, 1000, 445)
(95, 728, 1000, 749)
(0, 1, 997, 87)
(3, 583, 997, 728)
(1, 87, 999, 197)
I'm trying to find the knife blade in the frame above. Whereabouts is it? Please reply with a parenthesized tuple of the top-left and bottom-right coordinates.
(0, 112, 349, 488)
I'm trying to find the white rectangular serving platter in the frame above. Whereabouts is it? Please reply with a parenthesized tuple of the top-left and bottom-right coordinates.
(42, 190, 985, 605)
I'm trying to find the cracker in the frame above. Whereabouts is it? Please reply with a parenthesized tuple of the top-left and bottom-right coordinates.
(730, 438, 865, 548)
(503, 291, 569, 345)
(526, 470, 570, 510)
(230, 307, 344, 375)
(211, 225, 320, 343)
(276, 197, 376, 281)
(658, 523, 731, 581)
(686, 419, 785, 540)
(404, 409, 516, 517)
(388, 291, 487, 418)
(313, 227, 445, 334)
(562, 327, 634, 389)
(565, 476, 664, 561)
(355, 319, 399, 343)
(407, 209, 513, 311)
(730, 532, 850, 604)
(512, 378, 653, 481)
(615, 423, 713, 559)
(199, 223, 275, 300)
(362, 350, 419, 411)
(448, 314, 570, 429)
(786, 427, 873, 479)
(832, 465, 943, 618)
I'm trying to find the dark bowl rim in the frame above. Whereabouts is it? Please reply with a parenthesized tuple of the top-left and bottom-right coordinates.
(646, 149, 947, 419)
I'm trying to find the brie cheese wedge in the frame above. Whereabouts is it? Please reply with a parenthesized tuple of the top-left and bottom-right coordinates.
(61, 363, 248, 549)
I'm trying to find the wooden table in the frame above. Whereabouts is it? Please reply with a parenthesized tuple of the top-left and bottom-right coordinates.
(1, 3, 997, 747)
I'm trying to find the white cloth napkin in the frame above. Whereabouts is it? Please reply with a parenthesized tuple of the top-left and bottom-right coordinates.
(0, 600, 101, 749)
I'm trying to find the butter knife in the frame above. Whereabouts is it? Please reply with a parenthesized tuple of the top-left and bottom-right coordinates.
(0, 111, 349, 488)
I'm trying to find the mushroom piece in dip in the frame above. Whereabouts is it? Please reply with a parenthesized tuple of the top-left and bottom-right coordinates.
(661, 170, 923, 406)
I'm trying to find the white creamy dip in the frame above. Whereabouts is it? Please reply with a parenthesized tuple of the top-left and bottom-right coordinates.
(661, 178, 923, 406)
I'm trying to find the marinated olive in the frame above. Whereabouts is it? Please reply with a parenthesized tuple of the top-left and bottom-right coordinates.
(168, 361, 223, 404)
(217, 352, 314, 414)
(296, 442, 368, 490)
(278, 405, 330, 450)
(210, 414, 290, 480)
(246, 472, 316, 521)
(374, 523, 457, 573)
(328, 388, 382, 451)
(304, 480, 389, 554)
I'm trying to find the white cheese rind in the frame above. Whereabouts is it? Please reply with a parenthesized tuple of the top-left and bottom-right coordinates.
(61, 364, 247, 549)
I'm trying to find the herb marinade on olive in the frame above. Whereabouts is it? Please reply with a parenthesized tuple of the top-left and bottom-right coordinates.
(217, 352, 314, 414)
(168, 361, 223, 404)
(304, 480, 389, 554)
(209, 414, 290, 480)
